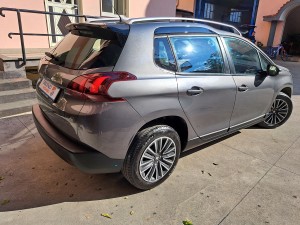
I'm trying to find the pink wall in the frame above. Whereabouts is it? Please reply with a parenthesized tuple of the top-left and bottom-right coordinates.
(255, 0, 288, 46)
(177, 0, 195, 12)
(128, 0, 176, 17)
(80, 0, 100, 17)
(0, 0, 49, 49)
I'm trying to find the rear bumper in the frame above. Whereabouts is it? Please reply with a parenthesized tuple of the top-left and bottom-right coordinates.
(32, 104, 124, 174)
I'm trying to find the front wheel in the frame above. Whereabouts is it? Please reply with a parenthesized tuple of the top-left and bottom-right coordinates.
(122, 125, 180, 190)
(258, 92, 293, 129)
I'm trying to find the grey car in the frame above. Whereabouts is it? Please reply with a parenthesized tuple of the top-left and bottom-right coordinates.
(33, 17, 293, 190)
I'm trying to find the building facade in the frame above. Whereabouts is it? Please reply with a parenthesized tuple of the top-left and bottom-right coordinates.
(255, 0, 300, 51)
(194, 0, 259, 27)
(0, 0, 176, 52)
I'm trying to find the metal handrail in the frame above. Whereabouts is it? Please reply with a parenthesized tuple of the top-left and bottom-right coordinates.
(128, 17, 242, 36)
(8, 33, 64, 38)
(0, 7, 101, 65)
(88, 17, 122, 23)
(0, 7, 100, 20)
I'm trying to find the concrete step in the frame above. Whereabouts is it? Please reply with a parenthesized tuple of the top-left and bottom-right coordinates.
(0, 78, 30, 91)
(0, 99, 37, 118)
(0, 88, 36, 104)
(0, 71, 25, 79)
(1, 59, 40, 72)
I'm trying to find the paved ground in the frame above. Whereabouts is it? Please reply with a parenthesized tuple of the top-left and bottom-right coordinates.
(0, 61, 299, 225)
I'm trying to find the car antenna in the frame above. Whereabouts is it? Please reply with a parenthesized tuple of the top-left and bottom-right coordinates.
(112, 5, 122, 22)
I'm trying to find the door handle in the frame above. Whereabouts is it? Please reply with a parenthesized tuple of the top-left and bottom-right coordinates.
(238, 85, 249, 92)
(186, 86, 204, 96)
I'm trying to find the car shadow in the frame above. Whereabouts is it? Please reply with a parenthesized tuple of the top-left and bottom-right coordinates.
(0, 136, 142, 212)
(0, 128, 240, 212)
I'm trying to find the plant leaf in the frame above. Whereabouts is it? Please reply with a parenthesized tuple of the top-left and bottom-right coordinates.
(101, 213, 112, 219)
(182, 219, 193, 225)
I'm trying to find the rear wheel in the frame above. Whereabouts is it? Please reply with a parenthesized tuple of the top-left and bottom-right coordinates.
(122, 125, 180, 190)
(258, 92, 292, 129)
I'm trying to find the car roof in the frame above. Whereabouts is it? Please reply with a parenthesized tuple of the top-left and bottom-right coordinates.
(87, 17, 242, 36)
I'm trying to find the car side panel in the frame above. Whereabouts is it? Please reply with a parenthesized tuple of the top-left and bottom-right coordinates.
(112, 24, 198, 141)
(77, 100, 145, 159)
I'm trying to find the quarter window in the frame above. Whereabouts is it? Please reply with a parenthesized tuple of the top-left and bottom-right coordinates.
(154, 38, 177, 72)
(170, 36, 224, 73)
(224, 37, 261, 75)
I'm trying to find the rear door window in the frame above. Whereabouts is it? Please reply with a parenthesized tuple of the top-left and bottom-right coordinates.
(48, 25, 129, 70)
(169, 36, 225, 73)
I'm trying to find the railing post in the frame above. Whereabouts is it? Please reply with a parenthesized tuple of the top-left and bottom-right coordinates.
(16, 10, 26, 65)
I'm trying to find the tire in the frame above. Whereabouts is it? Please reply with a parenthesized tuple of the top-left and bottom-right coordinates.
(258, 92, 293, 129)
(122, 125, 181, 190)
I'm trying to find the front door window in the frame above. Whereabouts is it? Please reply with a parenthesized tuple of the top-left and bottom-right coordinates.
(223, 37, 261, 75)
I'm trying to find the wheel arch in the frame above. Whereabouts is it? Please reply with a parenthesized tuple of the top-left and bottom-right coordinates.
(136, 116, 189, 151)
(280, 87, 292, 97)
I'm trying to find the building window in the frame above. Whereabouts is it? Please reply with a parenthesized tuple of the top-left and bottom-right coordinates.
(204, 3, 214, 19)
(229, 10, 242, 23)
(101, 0, 126, 16)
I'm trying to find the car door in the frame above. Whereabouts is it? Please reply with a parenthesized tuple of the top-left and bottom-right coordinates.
(222, 37, 275, 129)
(170, 35, 237, 140)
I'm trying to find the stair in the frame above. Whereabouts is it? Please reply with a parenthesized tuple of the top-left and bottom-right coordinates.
(0, 99, 37, 118)
(0, 72, 37, 118)
(0, 52, 42, 118)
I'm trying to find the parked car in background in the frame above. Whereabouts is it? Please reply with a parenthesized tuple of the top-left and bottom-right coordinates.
(33, 17, 293, 190)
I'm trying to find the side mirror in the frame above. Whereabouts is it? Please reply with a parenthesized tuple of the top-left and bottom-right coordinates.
(267, 65, 280, 76)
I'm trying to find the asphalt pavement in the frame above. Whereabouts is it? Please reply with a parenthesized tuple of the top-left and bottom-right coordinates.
(0, 60, 299, 225)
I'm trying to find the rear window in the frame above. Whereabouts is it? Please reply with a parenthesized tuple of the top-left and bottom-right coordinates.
(48, 24, 129, 70)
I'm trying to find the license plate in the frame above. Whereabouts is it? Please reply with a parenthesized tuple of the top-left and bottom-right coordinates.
(39, 78, 60, 101)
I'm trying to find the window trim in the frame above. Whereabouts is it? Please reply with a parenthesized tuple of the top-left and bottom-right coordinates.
(168, 35, 229, 76)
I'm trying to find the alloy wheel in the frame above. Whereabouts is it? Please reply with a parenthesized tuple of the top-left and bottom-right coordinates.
(264, 99, 289, 126)
(139, 137, 177, 183)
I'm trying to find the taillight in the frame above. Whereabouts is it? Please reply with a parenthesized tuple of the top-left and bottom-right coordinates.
(67, 72, 136, 102)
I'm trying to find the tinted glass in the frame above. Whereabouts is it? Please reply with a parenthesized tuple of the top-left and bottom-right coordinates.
(224, 37, 261, 75)
(154, 38, 177, 72)
(170, 36, 224, 73)
(49, 25, 128, 70)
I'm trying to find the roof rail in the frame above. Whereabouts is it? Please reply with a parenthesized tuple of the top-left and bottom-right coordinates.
(128, 17, 241, 36)
(88, 15, 129, 23)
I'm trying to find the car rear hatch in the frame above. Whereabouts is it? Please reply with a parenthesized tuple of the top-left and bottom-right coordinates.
(36, 22, 130, 140)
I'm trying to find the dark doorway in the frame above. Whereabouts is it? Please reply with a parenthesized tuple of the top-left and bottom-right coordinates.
(282, 6, 300, 55)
